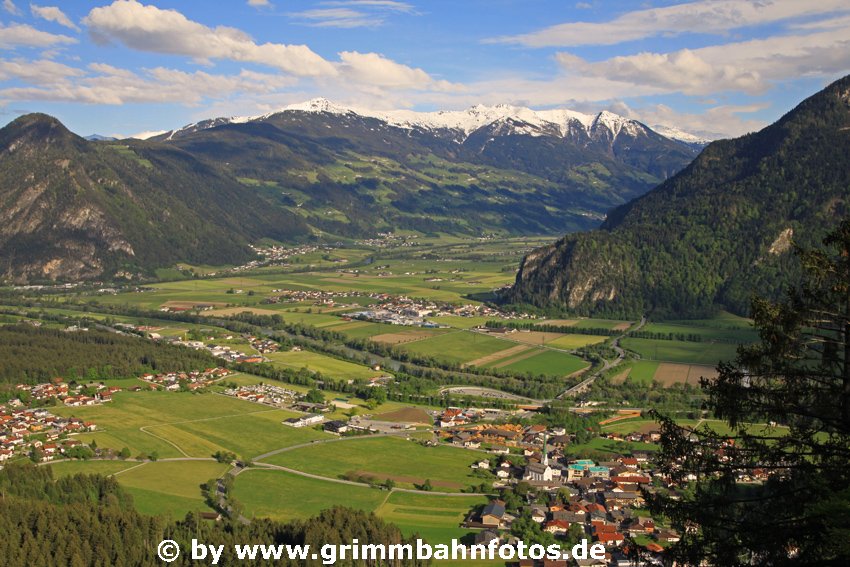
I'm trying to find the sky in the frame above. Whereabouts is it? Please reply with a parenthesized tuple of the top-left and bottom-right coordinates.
(1, 0, 849, 139)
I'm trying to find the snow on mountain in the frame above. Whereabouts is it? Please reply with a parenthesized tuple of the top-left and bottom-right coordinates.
(591, 110, 641, 138)
(651, 124, 714, 146)
(280, 98, 355, 115)
(148, 98, 708, 147)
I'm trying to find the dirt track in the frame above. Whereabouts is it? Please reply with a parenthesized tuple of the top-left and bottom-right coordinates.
(464, 344, 531, 368)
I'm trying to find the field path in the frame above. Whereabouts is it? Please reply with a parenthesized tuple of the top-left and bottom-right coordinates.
(108, 461, 148, 477)
(464, 344, 531, 368)
(490, 347, 542, 369)
(243, 462, 487, 497)
(140, 425, 191, 457)
(559, 315, 647, 399)
(252, 430, 405, 462)
(248, 430, 493, 498)
(139, 406, 286, 457)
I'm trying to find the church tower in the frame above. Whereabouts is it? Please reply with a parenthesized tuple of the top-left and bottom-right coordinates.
(542, 433, 548, 466)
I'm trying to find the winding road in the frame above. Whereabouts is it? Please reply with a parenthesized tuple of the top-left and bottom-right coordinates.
(558, 315, 646, 399)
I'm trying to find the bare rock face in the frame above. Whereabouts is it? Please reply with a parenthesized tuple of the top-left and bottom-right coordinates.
(509, 74, 850, 318)
(0, 113, 306, 283)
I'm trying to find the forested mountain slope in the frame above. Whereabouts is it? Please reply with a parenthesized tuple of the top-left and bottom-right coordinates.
(510, 75, 850, 318)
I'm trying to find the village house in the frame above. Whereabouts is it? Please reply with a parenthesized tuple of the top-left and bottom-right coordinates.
(479, 500, 506, 528)
(323, 420, 349, 434)
(283, 414, 323, 428)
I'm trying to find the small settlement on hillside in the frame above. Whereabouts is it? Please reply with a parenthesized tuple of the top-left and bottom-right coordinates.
(1, 379, 105, 464)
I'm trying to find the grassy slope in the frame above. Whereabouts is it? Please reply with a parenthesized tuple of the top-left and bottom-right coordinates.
(263, 436, 482, 491)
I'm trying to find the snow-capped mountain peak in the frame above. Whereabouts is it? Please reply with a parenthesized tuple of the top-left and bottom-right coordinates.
(281, 98, 353, 115)
(651, 124, 713, 146)
(135, 99, 710, 149)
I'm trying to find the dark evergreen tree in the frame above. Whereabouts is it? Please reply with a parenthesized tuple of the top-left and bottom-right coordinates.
(649, 219, 850, 565)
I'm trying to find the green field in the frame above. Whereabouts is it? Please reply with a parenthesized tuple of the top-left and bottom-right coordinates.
(495, 350, 588, 376)
(570, 436, 660, 456)
(48, 460, 138, 478)
(149, 408, 329, 459)
(233, 468, 387, 521)
(641, 322, 757, 343)
(626, 360, 661, 386)
(331, 321, 402, 339)
(573, 318, 631, 330)
(400, 331, 515, 364)
(267, 350, 382, 380)
(433, 316, 496, 329)
(600, 417, 788, 439)
(376, 492, 487, 544)
(620, 337, 740, 365)
(114, 460, 229, 518)
(263, 437, 482, 491)
(234, 469, 485, 544)
(667, 311, 754, 329)
(54, 390, 324, 459)
(547, 334, 608, 349)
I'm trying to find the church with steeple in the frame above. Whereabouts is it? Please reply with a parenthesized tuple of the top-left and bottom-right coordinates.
(523, 433, 554, 482)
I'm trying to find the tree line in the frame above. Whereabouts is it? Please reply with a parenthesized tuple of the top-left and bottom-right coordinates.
(0, 324, 219, 385)
(0, 463, 430, 567)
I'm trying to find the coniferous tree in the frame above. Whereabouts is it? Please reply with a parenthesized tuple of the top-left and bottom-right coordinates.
(650, 219, 850, 565)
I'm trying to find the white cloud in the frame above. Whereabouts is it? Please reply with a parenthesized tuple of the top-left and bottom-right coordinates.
(0, 57, 84, 84)
(338, 51, 454, 90)
(289, 1, 414, 28)
(247, 0, 271, 6)
(555, 26, 850, 96)
(492, 0, 850, 47)
(78, 2, 453, 97)
(325, 1, 414, 12)
(31, 5, 81, 32)
(289, 8, 380, 28)
(0, 59, 297, 105)
(83, 0, 337, 77)
(3, 0, 21, 16)
(0, 22, 76, 48)
(556, 50, 764, 96)
(605, 100, 770, 139)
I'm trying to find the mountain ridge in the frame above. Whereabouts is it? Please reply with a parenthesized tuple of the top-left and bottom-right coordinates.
(140, 98, 710, 149)
(0, 99, 705, 282)
(0, 113, 308, 283)
(508, 74, 850, 319)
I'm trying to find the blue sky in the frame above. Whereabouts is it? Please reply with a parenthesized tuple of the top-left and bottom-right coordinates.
(1, 0, 849, 138)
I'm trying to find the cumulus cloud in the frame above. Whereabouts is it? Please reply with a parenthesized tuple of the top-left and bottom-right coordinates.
(76, 2, 454, 96)
(83, 0, 337, 77)
(0, 58, 297, 105)
(31, 5, 81, 31)
(492, 0, 850, 47)
(555, 26, 850, 96)
(339, 51, 429, 89)
(0, 57, 84, 84)
(556, 50, 764, 96)
(0, 22, 76, 48)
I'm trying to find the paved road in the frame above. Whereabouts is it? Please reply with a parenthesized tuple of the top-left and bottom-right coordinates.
(252, 430, 412, 462)
(241, 461, 490, 497)
(558, 315, 647, 399)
